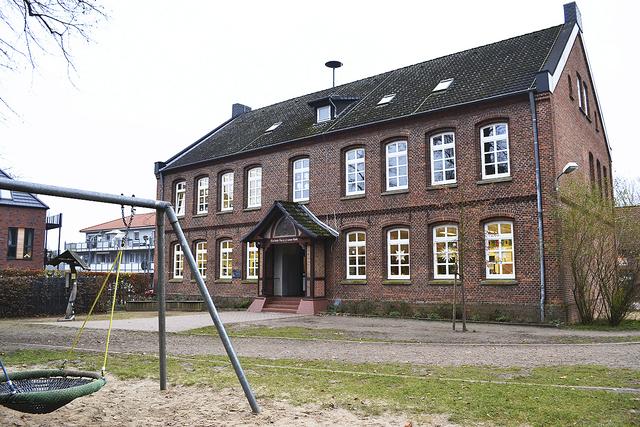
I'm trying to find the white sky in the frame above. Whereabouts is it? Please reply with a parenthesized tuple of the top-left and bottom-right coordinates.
(0, 0, 638, 248)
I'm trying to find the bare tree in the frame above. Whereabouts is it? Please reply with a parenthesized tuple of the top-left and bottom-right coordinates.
(0, 0, 105, 112)
(558, 180, 640, 325)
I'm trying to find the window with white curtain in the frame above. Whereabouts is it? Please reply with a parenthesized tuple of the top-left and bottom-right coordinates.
(173, 243, 183, 278)
(196, 241, 207, 278)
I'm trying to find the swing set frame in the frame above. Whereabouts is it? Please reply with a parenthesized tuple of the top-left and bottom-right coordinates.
(0, 176, 261, 414)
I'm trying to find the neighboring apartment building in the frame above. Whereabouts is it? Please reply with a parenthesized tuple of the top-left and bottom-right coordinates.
(154, 3, 612, 322)
(65, 213, 155, 273)
(0, 169, 50, 270)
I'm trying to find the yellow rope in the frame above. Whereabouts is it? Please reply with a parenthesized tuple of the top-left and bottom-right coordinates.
(101, 250, 123, 375)
(64, 254, 120, 366)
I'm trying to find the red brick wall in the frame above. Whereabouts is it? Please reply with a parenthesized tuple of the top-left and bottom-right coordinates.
(157, 96, 557, 319)
(0, 206, 46, 270)
(543, 32, 613, 322)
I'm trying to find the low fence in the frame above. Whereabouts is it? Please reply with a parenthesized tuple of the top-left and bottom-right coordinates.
(0, 270, 152, 318)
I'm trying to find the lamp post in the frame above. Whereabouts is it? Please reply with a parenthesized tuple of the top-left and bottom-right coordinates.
(555, 162, 579, 191)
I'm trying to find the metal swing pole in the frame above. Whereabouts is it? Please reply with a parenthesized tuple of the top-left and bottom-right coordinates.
(165, 206, 261, 414)
(0, 177, 260, 413)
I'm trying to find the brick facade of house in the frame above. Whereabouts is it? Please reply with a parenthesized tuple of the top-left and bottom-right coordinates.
(156, 5, 612, 322)
(0, 205, 47, 270)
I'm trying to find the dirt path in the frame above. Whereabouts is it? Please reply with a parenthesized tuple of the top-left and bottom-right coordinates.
(2, 322, 639, 369)
(0, 377, 452, 427)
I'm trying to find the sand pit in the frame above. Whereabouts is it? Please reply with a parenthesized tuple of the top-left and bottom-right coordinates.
(0, 377, 454, 426)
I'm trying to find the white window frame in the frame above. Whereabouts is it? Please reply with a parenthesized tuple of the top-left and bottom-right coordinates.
(219, 240, 233, 279)
(175, 181, 186, 217)
(582, 81, 589, 116)
(377, 94, 396, 105)
(173, 243, 183, 279)
(345, 148, 365, 196)
(480, 123, 510, 179)
(247, 167, 262, 208)
(385, 141, 408, 191)
(484, 221, 515, 279)
(196, 241, 207, 278)
(346, 231, 366, 279)
(246, 242, 259, 280)
(433, 225, 458, 279)
(316, 105, 332, 123)
(576, 73, 583, 110)
(292, 158, 309, 202)
(387, 228, 410, 280)
(430, 132, 456, 185)
(432, 78, 454, 92)
(196, 177, 209, 214)
(220, 172, 234, 211)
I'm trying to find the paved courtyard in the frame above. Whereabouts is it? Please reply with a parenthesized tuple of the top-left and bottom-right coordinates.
(37, 311, 302, 332)
(2, 312, 639, 368)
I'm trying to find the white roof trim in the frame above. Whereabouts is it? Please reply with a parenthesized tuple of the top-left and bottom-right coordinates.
(548, 24, 580, 92)
(300, 205, 339, 237)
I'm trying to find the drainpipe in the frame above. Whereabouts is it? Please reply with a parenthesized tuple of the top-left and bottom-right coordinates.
(528, 90, 546, 323)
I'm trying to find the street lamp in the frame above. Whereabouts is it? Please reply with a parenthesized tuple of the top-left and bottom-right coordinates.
(555, 162, 579, 191)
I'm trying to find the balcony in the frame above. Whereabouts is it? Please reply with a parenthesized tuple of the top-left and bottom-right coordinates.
(65, 238, 155, 252)
(88, 262, 154, 273)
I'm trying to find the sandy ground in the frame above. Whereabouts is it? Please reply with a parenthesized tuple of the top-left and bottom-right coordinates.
(0, 378, 453, 427)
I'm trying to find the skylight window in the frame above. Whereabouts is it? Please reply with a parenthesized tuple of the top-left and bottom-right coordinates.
(265, 121, 282, 132)
(0, 189, 11, 200)
(377, 94, 396, 105)
(432, 78, 454, 92)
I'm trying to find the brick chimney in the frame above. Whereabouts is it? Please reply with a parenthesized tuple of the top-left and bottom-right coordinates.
(564, 2, 583, 32)
(232, 103, 251, 118)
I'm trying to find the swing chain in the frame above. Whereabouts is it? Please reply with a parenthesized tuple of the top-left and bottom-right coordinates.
(120, 195, 136, 244)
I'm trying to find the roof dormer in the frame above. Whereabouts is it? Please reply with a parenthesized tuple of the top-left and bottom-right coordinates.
(308, 95, 359, 124)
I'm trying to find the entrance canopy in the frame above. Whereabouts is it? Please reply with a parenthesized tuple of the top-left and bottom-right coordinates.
(242, 201, 338, 243)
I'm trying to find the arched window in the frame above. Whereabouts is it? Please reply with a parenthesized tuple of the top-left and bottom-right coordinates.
(345, 148, 365, 195)
(219, 240, 233, 279)
(385, 141, 408, 191)
(346, 231, 366, 279)
(293, 158, 309, 202)
(196, 177, 209, 214)
(220, 172, 234, 211)
(485, 221, 515, 279)
(175, 181, 186, 216)
(480, 123, 510, 179)
(173, 243, 183, 279)
(387, 228, 410, 279)
(195, 241, 207, 278)
(246, 242, 259, 279)
(430, 132, 456, 185)
(433, 225, 458, 278)
(247, 167, 262, 208)
(274, 217, 296, 237)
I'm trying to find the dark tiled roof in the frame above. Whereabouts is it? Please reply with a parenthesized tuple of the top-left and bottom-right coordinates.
(0, 169, 48, 209)
(243, 201, 338, 241)
(163, 25, 563, 171)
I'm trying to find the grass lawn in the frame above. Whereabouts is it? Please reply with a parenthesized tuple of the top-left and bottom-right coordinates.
(567, 319, 640, 331)
(2, 349, 638, 426)
(187, 325, 387, 342)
